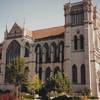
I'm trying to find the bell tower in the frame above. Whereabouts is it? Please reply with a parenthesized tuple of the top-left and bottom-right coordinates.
(64, 0, 97, 95)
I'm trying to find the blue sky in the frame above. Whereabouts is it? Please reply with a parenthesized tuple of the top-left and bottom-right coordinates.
(0, 0, 99, 42)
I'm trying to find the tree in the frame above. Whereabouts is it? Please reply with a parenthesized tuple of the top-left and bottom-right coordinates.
(28, 74, 42, 92)
(46, 73, 71, 93)
(6, 57, 27, 85)
(5, 57, 28, 98)
(40, 73, 71, 97)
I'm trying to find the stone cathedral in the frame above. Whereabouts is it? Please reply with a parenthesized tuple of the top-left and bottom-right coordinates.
(0, 0, 100, 97)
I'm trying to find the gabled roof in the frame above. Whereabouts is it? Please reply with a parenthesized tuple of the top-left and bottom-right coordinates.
(9, 23, 23, 34)
(32, 26, 65, 39)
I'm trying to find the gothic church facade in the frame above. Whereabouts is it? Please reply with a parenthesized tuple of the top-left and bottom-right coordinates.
(0, 0, 100, 97)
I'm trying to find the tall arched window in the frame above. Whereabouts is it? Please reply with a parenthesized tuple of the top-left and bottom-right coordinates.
(81, 64, 86, 84)
(39, 67, 42, 80)
(6, 40, 20, 83)
(6, 40, 20, 64)
(35, 44, 42, 73)
(35, 44, 42, 64)
(59, 41, 64, 62)
(43, 43, 50, 63)
(24, 42, 30, 57)
(74, 36, 78, 50)
(45, 67, 51, 81)
(72, 64, 77, 84)
(80, 35, 84, 49)
(51, 42, 57, 63)
(54, 66, 60, 75)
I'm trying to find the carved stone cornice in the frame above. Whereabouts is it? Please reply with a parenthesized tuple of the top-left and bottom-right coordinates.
(64, 3, 71, 14)
(83, 0, 92, 12)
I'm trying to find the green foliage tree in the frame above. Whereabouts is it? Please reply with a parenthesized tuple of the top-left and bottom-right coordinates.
(48, 73, 70, 93)
(40, 73, 71, 97)
(28, 74, 42, 92)
(6, 57, 27, 85)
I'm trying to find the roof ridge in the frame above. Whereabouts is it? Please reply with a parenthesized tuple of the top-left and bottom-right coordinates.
(32, 26, 64, 32)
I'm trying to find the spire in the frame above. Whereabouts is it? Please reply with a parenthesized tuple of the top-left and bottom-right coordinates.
(23, 19, 25, 31)
(5, 24, 8, 34)
(4, 24, 8, 39)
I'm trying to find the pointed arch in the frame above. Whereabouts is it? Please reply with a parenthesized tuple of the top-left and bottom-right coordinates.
(35, 44, 42, 63)
(43, 43, 50, 63)
(5, 40, 20, 83)
(81, 64, 86, 84)
(35, 44, 41, 53)
(6, 40, 20, 64)
(72, 64, 77, 84)
(35, 44, 42, 74)
(80, 35, 84, 49)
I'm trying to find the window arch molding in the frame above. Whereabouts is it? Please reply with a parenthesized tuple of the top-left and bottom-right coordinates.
(6, 40, 20, 64)
(5, 40, 21, 83)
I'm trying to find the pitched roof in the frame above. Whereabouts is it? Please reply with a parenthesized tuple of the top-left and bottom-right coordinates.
(32, 26, 65, 39)
(9, 23, 23, 34)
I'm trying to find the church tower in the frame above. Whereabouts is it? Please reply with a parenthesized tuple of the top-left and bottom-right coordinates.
(64, 0, 99, 96)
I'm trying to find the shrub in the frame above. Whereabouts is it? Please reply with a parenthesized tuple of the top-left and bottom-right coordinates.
(81, 87, 91, 96)
(28, 74, 42, 92)
(43, 73, 71, 95)
(88, 96, 98, 99)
